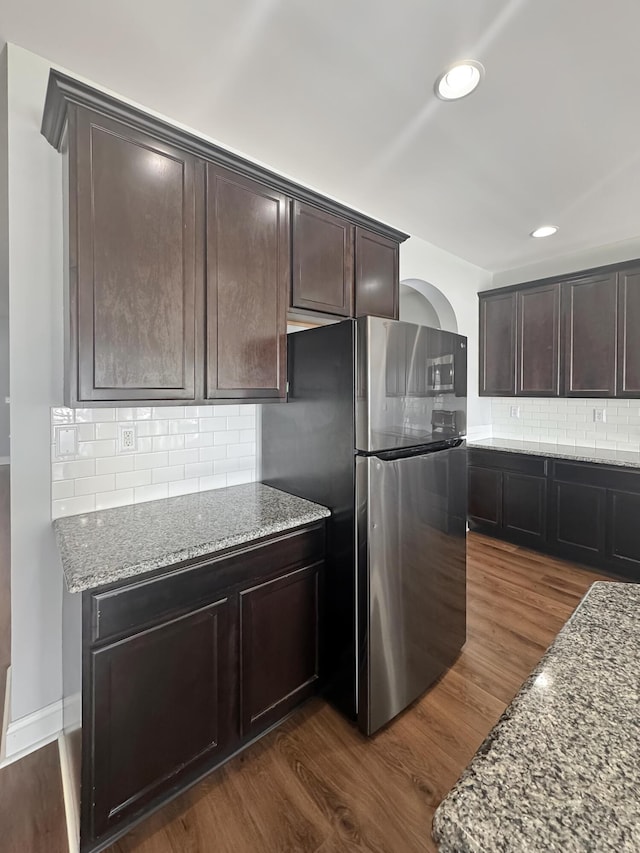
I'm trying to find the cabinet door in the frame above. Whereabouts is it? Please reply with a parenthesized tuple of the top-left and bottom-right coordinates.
(89, 598, 232, 840)
(239, 563, 320, 739)
(607, 490, 640, 575)
(551, 481, 606, 557)
(479, 292, 516, 396)
(354, 228, 399, 319)
(206, 164, 289, 400)
(617, 265, 640, 397)
(562, 273, 618, 396)
(517, 284, 560, 396)
(292, 202, 353, 316)
(72, 108, 198, 403)
(503, 473, 546, 541)
(468, 466, 502, 528)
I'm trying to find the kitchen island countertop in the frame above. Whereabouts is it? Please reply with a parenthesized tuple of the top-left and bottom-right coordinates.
(54, 482, 330, 593)
(432, 581, 640, 852)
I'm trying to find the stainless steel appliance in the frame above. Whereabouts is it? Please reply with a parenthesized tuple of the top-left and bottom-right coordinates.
(427, 354, 455, 392)
(431, 408, 462, 437)
(262, 317, 467, 735)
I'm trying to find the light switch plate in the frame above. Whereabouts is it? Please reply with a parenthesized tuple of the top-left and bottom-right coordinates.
(55, 426, 78, 457)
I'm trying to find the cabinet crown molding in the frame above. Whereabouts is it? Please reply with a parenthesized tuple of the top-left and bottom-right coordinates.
(41, 69, 409, 245)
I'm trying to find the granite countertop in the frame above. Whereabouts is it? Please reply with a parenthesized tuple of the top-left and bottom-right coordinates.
(433, 581, 640, 853)
(54, 483, 330, 593)
(468, 437, 640, 469)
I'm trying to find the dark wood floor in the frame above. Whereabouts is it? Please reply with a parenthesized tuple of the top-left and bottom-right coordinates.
(0, 533, 608, 853)
(0, 465, 10, 718)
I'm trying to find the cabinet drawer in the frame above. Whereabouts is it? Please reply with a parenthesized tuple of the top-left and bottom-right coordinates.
(552, 461, 640, 493)
(89, 522, 325, 644)
(468, 449, 547, 476)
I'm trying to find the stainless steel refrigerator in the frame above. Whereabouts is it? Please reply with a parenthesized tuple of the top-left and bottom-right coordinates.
(262, 316, 467, 735)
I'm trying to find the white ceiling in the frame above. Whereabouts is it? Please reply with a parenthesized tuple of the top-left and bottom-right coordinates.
(2, 0, 640, 272)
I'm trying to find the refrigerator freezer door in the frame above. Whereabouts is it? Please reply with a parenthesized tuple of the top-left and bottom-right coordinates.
(355, 316, 467, 453)
(356, 444, 467, 735)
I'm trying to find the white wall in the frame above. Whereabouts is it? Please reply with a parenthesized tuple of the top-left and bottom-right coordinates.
(491, 235, 640, 289)
(400, 236, 493, 436)
(398, 284, 440, 329)
(0, 49, 9, 462)
(7, 44, 64, 722)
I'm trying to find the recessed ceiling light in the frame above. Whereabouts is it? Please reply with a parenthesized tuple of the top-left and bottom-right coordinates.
(530, 225, 559, 238)
(435, 61, 484, 101)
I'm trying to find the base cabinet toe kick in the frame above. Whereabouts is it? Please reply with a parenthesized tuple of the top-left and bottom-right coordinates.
(62, 521, 326, 853)
(468, 448, 640, 580)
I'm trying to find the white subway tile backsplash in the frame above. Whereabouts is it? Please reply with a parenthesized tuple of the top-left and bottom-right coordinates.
(52, 481, 75, 501)
(184, 461, 214, 479)
(168, 449, 200, 466)
(95, 456, 135, 475)
(134, 483, 169, 504)
(52, 458, 95, 481)
(116, 470, 152, 490)
(199, 474, 228, 491)
(490, 397, 640, 453)
(74, 474, 116, 496)
(95, 489, 134, 510)
(78, 440, 118, 458)
(52, 495, 96, 519)
(51, 404, 259, 518)
(168, 478, 200, 497)
(151, 465, 186, 484)
(134, 451, 170, 470)
(227, 416, 254, 431)
(213, 430, 240, 446)
(199, 417, 228, 432)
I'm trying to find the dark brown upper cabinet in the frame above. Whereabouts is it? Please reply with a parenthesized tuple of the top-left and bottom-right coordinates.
(562, 272, 618, 397)
(42, 70, 408, 406)
(479, 257, 640, 399)
(354, 227, 399, 320)
(205, 165, 289, 401)
(70, 108, 199, 404)
(292, 202, 354, 316)
(516, 283, 560, 396)
(479, 291, 516, 395)
(617, 265, 640, 396)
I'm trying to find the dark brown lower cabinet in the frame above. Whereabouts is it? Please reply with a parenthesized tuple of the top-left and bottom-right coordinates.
(240, 563, 320, 738)
(468, 450, 547, 548)
(468, 449, 640, 580)
(65, 521, 325, 853)
(90, 599, 232, 840)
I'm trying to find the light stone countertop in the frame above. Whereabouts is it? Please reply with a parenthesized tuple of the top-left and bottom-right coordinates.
(432, 581, 640, 853)
(54, 482, 330, 593)
(468, 437, 640, 469)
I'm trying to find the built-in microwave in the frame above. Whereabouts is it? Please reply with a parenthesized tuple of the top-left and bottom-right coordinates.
(427, 354, 455, 393)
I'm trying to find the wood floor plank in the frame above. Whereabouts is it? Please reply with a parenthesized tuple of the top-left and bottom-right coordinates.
(0, 741, 67, 853)
(3, 532, 609, 853)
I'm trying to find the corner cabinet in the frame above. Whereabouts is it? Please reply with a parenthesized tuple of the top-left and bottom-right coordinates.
(66, 521, 325, 853)
(42, 71, 408, 407)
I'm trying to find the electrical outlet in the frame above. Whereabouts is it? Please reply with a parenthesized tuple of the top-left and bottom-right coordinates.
(593, 409, 606, 424)
(118, 424, 137, 454)
(55, 426, 78, 457)
(510, 405, 521, 419)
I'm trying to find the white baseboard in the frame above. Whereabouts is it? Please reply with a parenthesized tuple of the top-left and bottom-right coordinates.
(58, 733, 80, 853)
(0, 698, 63, 767)
(0, 665, 11, 761)
(0, 457, 9, 466)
